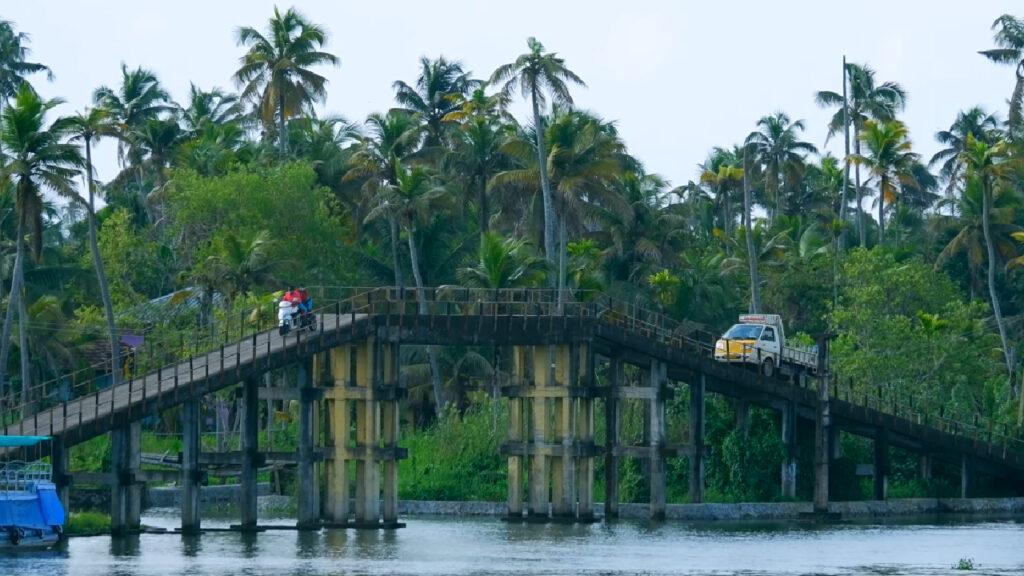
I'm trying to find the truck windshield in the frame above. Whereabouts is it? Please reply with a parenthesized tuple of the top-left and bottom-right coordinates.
(722, 324, 763, 340)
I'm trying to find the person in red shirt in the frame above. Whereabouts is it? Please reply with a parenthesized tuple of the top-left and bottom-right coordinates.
(297, 287, 311, 314)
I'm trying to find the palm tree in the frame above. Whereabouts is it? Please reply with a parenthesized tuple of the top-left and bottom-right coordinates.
(981, 15, 1024, 140)
(852, 120, 920, 244)
(936, 176, 1020, 298)
(446, 109, 510, 238)
(0, 84, 82, 414)
(959, 135, 1017, 383)
(0, 20, 50, 99)
(742, 146, 760, 313)
(817, 63, 907, 245)
(394, 56, 478, 148)
(347, 110, 425, 287)
(698, 147, 743, 237)
(181, 84, 245, 134)
(457, 231, 547, 289)
(366, 161, 450, 409)
(200, 230, 277, 309)
(744, 112, 818, 224)
(930, 107, 1002, 205)
(490, 37, 585, 270)
(64, 107, 122, 385)
(234, 6, 339, 156)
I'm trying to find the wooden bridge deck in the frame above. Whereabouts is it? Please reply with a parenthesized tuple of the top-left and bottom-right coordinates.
(3, 299, 1023, 479)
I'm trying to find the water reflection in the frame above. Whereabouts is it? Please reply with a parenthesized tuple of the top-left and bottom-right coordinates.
(0, 513, 1021, 576)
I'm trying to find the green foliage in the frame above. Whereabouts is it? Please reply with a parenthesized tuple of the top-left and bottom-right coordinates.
(65, 511, 110, 535)
(831, 249, 1005, 421)
(92, 208, 170, 306)
(954, 557, 975, 571)
(400, 400, 507, 501)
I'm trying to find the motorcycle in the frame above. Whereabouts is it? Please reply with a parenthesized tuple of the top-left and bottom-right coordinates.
(278, 299, 317, 336)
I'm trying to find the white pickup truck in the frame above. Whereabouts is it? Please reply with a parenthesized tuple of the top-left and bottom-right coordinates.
(713, 314, 818, 378)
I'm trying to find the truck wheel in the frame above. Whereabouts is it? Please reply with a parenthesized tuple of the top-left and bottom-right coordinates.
(761, 358, 775, 378)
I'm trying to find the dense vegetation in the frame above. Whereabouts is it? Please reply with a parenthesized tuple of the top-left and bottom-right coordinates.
(1, 8, 1024, 502)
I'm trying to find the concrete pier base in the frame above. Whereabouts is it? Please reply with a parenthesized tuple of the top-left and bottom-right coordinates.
(604, 356, 622, 519)
(180, 397, 202, 534)
(110, 421, 141, 535)
(689, 374, 705, 504)
(874, 428, 888, 501)
(780, 399, 797, 499)
(239, 378, 259, 531)
(296, 359, 319, 529)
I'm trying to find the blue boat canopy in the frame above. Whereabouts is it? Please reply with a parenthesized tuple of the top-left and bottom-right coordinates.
(0, 435, 50, 447)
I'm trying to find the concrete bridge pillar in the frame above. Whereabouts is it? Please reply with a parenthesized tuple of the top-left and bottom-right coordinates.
(648, 359, 667, 521)
(51, 437, 70, 514)
(180, 397, 202, 534)
(239, 377, 259, 531)
(603, 355, 623, 519)
(873, 428, 888, 501)
(110, 421, 141, 535)
(325, 338, 402, 528)
(961, 454, 975, 498)
(297, 358, 319, 529)
(919, 453, 932, 481)
(504, 343, 595, 522)
(813, 338, 831, 514)
(780, 399, 797, 499)
(689, 373, 705, 504)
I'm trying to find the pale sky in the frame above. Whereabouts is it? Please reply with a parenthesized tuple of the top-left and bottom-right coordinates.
(13, 1, 1024, 190)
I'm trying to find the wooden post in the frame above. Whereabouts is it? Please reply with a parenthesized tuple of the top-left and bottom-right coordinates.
(51, 437, 70, 515)
(648, 359, 667, 521)
(873, 428, 888, 501)
(181, 397, 201, 534)
(780, 399, 797, 499)
(813, 336, 831, 513)
(689, 374, 705, 503)
(297, 359, 319, 528)
(240, 378, 259, 530)
(604, 356, 622, 519)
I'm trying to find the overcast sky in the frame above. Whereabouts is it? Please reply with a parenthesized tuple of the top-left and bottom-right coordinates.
(10, 1, 1024, 189)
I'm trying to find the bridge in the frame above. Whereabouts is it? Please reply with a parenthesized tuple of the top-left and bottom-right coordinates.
(2, 287, 1023, 533)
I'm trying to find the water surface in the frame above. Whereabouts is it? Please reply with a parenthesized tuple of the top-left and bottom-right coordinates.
(2, 511, 1022, 575)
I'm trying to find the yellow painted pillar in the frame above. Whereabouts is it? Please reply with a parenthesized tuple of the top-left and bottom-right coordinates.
(576, 343, 595, 520)
(528, 346, 550, 518)
(328, 346, 352, 524)
(381, 341, 400, 524)
(507, 346, 528, 518)
(354, 339, 380, 524)
(552, 344, 575, 518)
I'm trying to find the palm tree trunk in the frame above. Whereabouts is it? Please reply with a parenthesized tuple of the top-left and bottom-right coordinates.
(406, 225, 445, 411)
(277, 91, 288, 156)
(743, 148, 761, 313)
(17, 272, 30, 418)
(839, 57, 851, 254)
(878, 178, 886, 245)
(981, 180, 1014, 387)
(1010, 64, 1024, 141)
(0, 217, 25, 408)
(531, 86, 556, 269)
(85, 139, 122, 386)
(477, 175, 489, 237)
(854, 132, 866, 247)
(389, 217, 404, 288)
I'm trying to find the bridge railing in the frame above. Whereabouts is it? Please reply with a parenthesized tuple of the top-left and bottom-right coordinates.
(0, 287, 382, 432)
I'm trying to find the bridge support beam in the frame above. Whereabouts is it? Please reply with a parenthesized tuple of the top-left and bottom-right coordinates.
(689, 373, 705, 504)
(813, 338, 831, 514)
(297, 358, 319, 529)
(780, 399, 797, 500)
(180, 397, 202, 534)
(961, 454, 975, 498)
(919, 453, 932, 481)
(648, 359, 667, 521)
(239, 377, 259, 531)
(110, 421, 141, 535)
(504, 343, 596, 522)
(326, 337, 402, 528)
(51, 437, 70, 514)
(603, 355, 622, 519)
(873, 428, 888, 501)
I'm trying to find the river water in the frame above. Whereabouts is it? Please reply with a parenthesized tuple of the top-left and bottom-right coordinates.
(1, 511, 1022, 575)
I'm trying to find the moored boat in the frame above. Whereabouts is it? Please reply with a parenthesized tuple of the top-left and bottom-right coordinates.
(0, 436, 64, 549)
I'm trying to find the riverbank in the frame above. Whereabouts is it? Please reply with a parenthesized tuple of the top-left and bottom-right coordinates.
(131, 485, 1024, 522)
